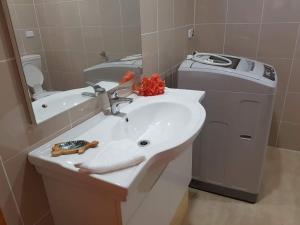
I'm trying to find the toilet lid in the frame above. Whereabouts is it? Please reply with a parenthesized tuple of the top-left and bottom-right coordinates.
(23, 64, 44, 87)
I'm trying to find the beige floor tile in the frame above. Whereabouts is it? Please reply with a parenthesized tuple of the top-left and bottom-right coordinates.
(184, 147, 300, 225)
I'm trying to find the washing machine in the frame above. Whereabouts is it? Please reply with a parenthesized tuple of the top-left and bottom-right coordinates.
(178, 53, 277, 202)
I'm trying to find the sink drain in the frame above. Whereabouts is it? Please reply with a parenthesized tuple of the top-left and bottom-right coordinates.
(138, 140, 150, 147)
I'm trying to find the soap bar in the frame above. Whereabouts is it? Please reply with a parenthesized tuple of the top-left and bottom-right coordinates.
(51, 140, 99, 157)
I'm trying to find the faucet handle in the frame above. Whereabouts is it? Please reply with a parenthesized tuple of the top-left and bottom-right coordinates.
(86, 81, 106, 94)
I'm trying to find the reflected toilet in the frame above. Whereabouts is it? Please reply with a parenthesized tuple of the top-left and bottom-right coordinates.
(21, 54, 60, 100)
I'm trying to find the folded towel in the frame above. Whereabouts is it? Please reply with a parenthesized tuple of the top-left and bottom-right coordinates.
(75, 139, 146, 174)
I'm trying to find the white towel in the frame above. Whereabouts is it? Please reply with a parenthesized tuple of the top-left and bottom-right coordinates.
(75, 139, 146, 174)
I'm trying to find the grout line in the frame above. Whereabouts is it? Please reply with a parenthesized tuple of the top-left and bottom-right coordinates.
(32, 0, 52, 88)
(77, 0, 89, 68)
(0, 157, 25, 225)
(193, 0, 197, 27)
(255, 0, 266, 59)
(141, 24, 194, 36)
(275, 23, 300, 146)
(0, 57, 15, 63)
(118, 0, 126, 57)
(3, 124, 72, 164)
(9, 3, 26, 54)
(222, 0, 229, 54)
(194, 21, 300, 25)
(33, 210, 50, 225)
(172, 0, 174, 28)
(280, 120, 300, 125)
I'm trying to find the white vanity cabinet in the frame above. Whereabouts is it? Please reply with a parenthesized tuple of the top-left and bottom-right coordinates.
(37, 145, 192, 225)
(28, 89, 205, 225)
(123, 146, 192, 225)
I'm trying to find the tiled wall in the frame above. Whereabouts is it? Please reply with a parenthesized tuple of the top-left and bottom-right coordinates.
(2, 0, 300, 224)
(0, 0, 195, 224)
(193, 0, 300, 151)
(7, 0, 141, 91)
(0, 1, 106, 223)
(140, 0, 195, 84)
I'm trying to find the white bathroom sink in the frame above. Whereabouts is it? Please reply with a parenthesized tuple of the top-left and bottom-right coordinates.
(32, 81, 118, 123)
(113, 97, 200, 151)
(28, 88, 206, 199)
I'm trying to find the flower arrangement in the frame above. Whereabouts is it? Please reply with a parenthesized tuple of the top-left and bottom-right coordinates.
(120, 71, 166, 96)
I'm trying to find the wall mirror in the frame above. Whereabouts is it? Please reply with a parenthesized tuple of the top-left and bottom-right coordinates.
(5, 0, 142, 124)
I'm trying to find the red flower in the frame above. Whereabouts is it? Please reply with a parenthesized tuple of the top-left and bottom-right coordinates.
(120, 71, 135, 84)
(135, 74, 165, 96)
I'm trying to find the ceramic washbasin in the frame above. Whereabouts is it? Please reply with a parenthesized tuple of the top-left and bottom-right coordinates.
(112, 97, 200, 150)
(28, 88, 206, 198)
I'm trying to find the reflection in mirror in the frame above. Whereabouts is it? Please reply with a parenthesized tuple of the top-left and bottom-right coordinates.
(6, 0, 142, 124)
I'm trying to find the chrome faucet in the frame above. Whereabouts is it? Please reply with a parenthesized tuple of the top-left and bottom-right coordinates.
(82, 81, 106, 97)
(108, 87, 133, 115)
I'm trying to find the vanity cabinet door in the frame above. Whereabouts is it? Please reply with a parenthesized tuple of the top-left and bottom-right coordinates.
(124, 146, 193, 225)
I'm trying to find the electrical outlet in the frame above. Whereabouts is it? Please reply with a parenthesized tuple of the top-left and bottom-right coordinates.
(188, 28, 194, 39)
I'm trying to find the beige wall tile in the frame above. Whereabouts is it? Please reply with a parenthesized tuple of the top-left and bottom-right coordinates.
(11, 0, 34, 4)
(0, 7, 14, 60)
(268, 120, 279, 146)
(174, 0, 194, 27)
(40, 27, 66, 51)
(36, 3, 62, 27)
(263, 0, 300, 23)
(4, 151, 50, 225)
(227, 0, 263, 23)
(294, 32, 300, 59)
(102, 27, 123, 55)
(0, 157, 23, 225)
(258, 23, 298, 58)
(0, 60, 29, 161)
(45, 51, 69, 73)
(282, 93, 300, 123)
(14, 4, 37, 29)
(289, 59, 300, 92)
(63, 28, 84, 51)
(78, 0, 102, 26)
(195, 0, 227, 23)
(140, 0, 157, 34)
(158, 29, 174, 73)
(123, 26, 142, 55)
(100, 0, 122, 27)
(86, 52, 105, 67)
(82, 27, 103, 53)
(60, 1, 81, 27)
(173, 27, 186, 66)
(18, 28, 42, 53)
(121, 0, 141, 26)
(277, 122, 300, 151)
(224, 24, 260, 58)
(157, 0, 173, 31)
(272, 91, 285, 122)
(142, 33, 158, 74)
(195, 24, 225, 53)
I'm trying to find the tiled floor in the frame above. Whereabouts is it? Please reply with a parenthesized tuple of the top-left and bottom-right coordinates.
(184, 147, 300, 225)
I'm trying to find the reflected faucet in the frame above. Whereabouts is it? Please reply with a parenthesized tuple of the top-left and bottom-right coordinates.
(108, 87, 133, 115)
(82, 81, 106, 97)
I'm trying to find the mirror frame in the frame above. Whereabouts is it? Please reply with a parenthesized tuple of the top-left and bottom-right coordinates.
(2, 0, 37, 124)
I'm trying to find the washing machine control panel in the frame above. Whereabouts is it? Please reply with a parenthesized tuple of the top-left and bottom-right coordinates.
(263, 65, 276, 81)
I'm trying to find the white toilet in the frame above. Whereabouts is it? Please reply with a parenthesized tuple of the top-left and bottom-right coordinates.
(21, 54, 59, 100)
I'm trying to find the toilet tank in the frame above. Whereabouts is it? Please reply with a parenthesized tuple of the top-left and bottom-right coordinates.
(21, 54, 42, 69)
